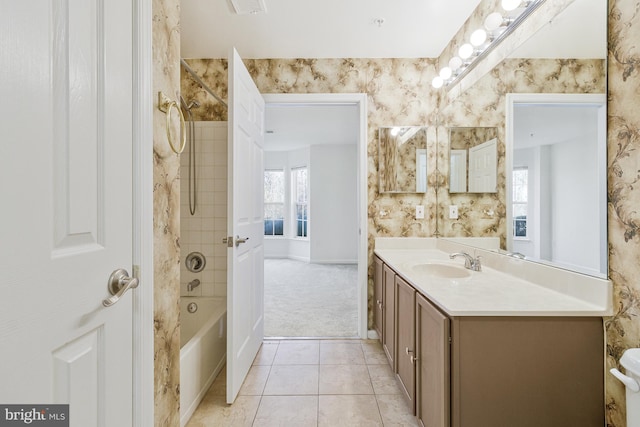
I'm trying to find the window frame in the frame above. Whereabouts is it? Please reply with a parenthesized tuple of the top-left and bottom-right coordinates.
(263, 169, 285, 237)
(291, 166, 309, 239)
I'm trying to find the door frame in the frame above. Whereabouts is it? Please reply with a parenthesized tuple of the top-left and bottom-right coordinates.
(133, 0, 154, 425)
(262, 93, 369, 339)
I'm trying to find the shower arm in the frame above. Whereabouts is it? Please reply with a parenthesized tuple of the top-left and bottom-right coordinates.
(180, 59, 228, 109)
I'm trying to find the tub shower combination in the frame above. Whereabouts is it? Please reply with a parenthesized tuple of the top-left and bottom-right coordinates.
(179, 296, 227, 427)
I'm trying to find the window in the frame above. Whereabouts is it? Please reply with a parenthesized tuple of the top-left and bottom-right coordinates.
(292, 167, 308, 238)
(512, 167, 528, 238)
(264, 170, 284, 236)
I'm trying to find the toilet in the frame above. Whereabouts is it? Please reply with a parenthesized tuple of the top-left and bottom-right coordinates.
(610, 348, 640, 427)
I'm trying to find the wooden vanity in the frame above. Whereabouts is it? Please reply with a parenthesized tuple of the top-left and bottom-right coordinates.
(374, 240, 611, 427)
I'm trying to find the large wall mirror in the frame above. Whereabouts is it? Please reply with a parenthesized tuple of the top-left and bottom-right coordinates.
(449, 127, 498, 193)
(438, 0, 608, 278)
(379, 126, 430, 193)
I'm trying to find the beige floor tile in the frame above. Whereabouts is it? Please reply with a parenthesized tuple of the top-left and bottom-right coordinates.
(263, 364, 319, 395)
(319, 364, 373, 395)
(239, 365, 271, 396)
(203, 368, 226, 397)
(376, 394, 421, 426)
(361, 341, 389, 364)
(253, 341, 279, 365)
(319, 342, 365, 365)
(253, 395, 318, 426)
(272, 341, 320, 365)
(318, 395, 383, 426)
(367, 364, 401, 395)
(185, 395, 260, 427)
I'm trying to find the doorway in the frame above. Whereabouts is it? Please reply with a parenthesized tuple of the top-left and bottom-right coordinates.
(262, 93, 368, 339)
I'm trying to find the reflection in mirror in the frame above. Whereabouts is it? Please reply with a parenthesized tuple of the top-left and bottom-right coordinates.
(506, 93, 607, 277)
(379, 126, 428, 193)
(449, 127, 498, 194)
(437, 0, 607, 278)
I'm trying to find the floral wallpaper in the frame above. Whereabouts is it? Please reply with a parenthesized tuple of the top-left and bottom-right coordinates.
(605, 0, 640, 425)
(153, 0, 181, 425)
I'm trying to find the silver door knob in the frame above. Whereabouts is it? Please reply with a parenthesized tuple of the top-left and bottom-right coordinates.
(235, 235, 249, 247)
(103, 269, 139, 307)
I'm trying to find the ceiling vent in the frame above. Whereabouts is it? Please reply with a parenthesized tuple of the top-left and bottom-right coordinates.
(228, 0, 267, 15)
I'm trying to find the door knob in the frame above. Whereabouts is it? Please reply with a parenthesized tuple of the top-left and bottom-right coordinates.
(103, 269, 139, 307)
(235, 236, 249, 247)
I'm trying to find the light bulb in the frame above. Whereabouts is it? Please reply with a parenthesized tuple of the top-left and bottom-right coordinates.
(470, 29, 487, 47)
(448, 56, 463, 71)
(390, 127, 400, 136)
(502, 0, 521, 11)
(458, 43, 474, 60)
(484, 12, 504, 31)
(432, 76, 444, 89)
(439, 67, 452, 80)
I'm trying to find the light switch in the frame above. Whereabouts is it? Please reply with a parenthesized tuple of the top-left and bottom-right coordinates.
(449, 205, 459, 219)
(415, 205, 425, 219)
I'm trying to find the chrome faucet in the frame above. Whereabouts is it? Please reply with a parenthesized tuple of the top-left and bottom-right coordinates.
(187, 279, 201, 292)
(449, 252, 482, 271)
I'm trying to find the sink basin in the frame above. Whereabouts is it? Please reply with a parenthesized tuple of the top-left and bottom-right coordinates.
(410, 263, 471, 279)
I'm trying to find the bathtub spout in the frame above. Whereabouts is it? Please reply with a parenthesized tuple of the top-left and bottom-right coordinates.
(187, 279, 201, 292)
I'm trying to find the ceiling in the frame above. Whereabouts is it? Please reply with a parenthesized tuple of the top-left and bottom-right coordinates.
(180, 0, 483, 59)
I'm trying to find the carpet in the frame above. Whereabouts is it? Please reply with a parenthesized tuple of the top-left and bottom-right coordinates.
(264, 259, 358, 338)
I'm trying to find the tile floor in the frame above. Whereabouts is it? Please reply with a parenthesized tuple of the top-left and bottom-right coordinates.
(186, 339, 420, 426)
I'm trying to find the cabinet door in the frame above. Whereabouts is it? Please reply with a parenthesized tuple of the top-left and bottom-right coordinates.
(416, 293, 450, 427)
(382, 264, 396, 368)
(396, 276, 416, 409)
(374, 256, 383, 341)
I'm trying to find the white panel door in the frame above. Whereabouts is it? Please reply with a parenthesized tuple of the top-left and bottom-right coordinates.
(227, 48, 265, 404)
(0, 1, 135, 426)
(469, 138, 498, 193)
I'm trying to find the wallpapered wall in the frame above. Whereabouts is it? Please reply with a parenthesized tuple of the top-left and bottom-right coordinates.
(605, 1, 640, 425)
(153, 0, 181, 425)
(151, 0, 640, 425)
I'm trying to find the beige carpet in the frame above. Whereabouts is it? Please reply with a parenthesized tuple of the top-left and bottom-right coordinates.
(264, 259, 358, 338)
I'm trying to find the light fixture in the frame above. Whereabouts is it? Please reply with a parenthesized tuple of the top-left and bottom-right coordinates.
(484, 12, 505, 31)
(501, 0, 522, 11)
(448, 56, 463, 71)
(433, 0, 545, 90)
(470, 28, 488, 47)
(439, 67, 453, 80)
(390, 127, 400, 136)
(458, 43, 474, 60)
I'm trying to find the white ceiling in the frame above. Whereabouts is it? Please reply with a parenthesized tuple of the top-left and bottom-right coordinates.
(180, 0, 483, 59)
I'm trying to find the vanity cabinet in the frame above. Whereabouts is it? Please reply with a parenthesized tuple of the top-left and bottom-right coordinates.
(374, 256, 604, 427)
(373, 256, 383, 340)
(382, 263, 396, 368)
(395, 276, 416, 409)
(416, 292, 450, 427)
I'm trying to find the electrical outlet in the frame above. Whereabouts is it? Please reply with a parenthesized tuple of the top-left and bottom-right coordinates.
(449, 205, 459, 219)
(415, 205, 425, 219)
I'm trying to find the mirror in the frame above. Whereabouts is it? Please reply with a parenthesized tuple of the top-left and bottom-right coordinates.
(379, 126, 429, 193)
(448, 127, 498, 193)
(437, 0, 608, 277)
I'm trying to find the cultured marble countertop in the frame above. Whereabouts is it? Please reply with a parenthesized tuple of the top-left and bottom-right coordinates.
(374, 238, 613, 317)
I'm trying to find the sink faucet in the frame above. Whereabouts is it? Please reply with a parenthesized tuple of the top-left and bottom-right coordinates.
(449, 252, 482, 271)
(187, 279, 201, 292)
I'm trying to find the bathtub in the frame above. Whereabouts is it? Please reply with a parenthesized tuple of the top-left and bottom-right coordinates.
(180, 297, 227, 427)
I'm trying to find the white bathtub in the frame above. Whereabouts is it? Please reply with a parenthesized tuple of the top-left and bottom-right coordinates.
(180, 297, 226, 427)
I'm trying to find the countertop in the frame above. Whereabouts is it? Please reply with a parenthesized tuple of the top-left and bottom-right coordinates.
(374, 238, 613, 317)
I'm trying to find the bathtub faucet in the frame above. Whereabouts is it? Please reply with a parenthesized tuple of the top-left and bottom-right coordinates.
(187, 279, 201, 292)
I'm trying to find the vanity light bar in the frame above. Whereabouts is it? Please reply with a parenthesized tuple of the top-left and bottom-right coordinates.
(432, 0, 545, 89)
